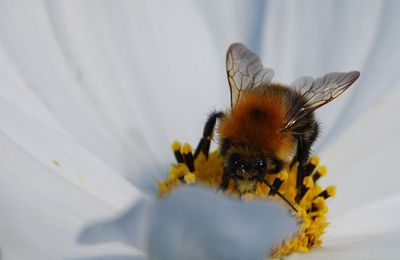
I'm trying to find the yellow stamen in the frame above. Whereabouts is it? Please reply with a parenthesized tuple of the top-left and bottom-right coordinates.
(327, 186, 336, 195)
(184, 172, 196, 184)
(310, 155, 320, 166)
(318, 165, 327, 176)
(277, 169, 288, 181)
(159, 140, 335, 257)
(171, 140, 181, 152)
(181, 143, 192, 154)
(303, 176, 314, 188)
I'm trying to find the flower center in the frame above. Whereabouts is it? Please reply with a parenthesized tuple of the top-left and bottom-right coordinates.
(158, 140, 335, 257)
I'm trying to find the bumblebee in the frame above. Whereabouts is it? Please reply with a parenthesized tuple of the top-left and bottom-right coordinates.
(193, 43, 359, 210)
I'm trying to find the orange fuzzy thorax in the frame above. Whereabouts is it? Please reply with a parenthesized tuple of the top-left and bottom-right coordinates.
(219, 90, 296, 160)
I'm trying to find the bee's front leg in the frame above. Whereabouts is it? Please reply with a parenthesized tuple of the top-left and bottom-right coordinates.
(194, 111, 224, 159)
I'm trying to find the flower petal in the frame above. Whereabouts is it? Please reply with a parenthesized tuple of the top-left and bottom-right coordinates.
(0, 74, 145, 258)
(320, 85, 400, 216)
(326, 194, 400, 245)
(300, 80, 400, 259)
(0, 126, 144, 259)
(290, 229, 400, 260)
(0, 93, 144, 208)
(79, 187, 297, 260)
(0, 1, 227, 184)
(68, 255, 145, 260)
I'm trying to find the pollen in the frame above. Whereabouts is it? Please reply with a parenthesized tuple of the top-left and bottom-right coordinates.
(158, 140, 335, 258)
(184, 172, 197, 184)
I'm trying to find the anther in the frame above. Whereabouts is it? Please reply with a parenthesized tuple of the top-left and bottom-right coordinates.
(269, 171, 288, 195)
(181, 143, 195, 172)
(312, 166, 327, 183)
(307, 197, 325, 213)
(304, 156, 319, 177)
(315, 186, 336, 200)
(310, 155, 320, 166)
(296, 156, 320, 189)
(269, 178, 283, 195)
(184, 172, 196, 184)
(172, 140, 184, 163)
(295, 176, 314, 203)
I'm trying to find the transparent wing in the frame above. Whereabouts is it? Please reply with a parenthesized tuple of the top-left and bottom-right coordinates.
(290, 76, 314, 91)
(226, 43, 274, 107)
(284, 71, 360, 130)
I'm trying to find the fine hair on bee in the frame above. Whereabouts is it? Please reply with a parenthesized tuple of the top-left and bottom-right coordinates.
(193, 43, 360, 211)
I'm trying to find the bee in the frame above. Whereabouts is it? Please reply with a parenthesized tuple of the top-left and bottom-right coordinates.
(193, 43, 359, 210)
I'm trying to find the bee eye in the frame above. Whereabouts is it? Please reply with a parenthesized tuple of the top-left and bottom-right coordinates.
(255, 160, 265, 172)
(228, 154, 241, 171)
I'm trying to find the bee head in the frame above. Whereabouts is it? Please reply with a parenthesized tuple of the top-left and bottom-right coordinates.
(227, 153, 265, 181)
(224, 150, 285, 195)
(221, 141, 286, 182)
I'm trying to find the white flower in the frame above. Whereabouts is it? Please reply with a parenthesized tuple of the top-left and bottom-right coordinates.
(79, 187, 296, 260)
(1, 1, 400, 259)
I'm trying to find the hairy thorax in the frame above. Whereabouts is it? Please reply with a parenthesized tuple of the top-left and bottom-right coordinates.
(219, 85, 298, 162)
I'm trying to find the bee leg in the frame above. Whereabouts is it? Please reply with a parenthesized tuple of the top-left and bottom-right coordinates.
(295, 123, 319, 189)
(194, 111, 224, 159)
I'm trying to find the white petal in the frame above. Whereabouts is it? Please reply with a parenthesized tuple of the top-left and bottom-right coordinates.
(0, 126, 144, 259)
(0, 96, 144, 208)
(318, 0, 400, 150)
(79, 187, 297, 260)
(0, 47, 66, 133)
(326, 194, 400, 245)
(294, 80, 400, 258)
(320, 84, 400, 216)
(0, 83, 146, 258)
(0, 1, 226, 185)
(290, 230, 400, 260)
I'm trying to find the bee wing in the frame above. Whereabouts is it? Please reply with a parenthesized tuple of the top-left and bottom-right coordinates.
(226, 43, 274, 108)
(284, 71, 360, 130)
(290, 76, 314, 91)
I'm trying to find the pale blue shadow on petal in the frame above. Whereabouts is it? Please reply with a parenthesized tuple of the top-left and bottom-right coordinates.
(70, 255, 145, 260)
(79, 186, 297, 260)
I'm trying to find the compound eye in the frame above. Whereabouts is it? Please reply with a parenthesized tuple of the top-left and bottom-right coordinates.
(255, 159, 265, 172)
(228, 154, 241, 171)
(232, 157, 240, 166)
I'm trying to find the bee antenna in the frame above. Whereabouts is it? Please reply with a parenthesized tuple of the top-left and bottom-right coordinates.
(258, 177, 298, 213)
